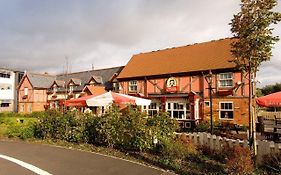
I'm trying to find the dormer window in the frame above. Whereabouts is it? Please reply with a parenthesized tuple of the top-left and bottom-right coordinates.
(129, 80, 137, 92)
(53, 84, 57, 93)
(69, 85, 74, 92)
(219, 73, 233, 88)
(24, 87, 28, 96)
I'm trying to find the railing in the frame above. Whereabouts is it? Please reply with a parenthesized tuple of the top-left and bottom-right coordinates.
(180, 132, 281, 164)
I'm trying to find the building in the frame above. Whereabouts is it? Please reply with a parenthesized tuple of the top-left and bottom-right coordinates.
(18, 67, 124, 113)
(18, 72, 55, 113)
(47, 66, 124, 110)
(0, 68, 24, 112)
(117, 38, 250, 127)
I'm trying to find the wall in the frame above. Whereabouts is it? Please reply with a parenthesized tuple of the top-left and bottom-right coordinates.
(119, 71, 250, 125)
(0, 69, 16, 112)
(18, 76, 48, 113)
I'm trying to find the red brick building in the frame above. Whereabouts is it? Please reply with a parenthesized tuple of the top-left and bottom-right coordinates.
(117, 38, 250, 128)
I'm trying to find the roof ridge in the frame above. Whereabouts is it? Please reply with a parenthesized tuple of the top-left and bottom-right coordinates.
(56, 66, 124, 76)
(27, 72, 56, 77)
(134, 37, 234, 56)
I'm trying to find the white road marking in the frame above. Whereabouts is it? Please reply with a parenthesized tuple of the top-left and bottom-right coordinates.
(0, 154, 52, 175)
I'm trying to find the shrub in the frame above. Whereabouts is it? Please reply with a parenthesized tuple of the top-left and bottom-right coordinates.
(147, 112, 179, 142)
(6, 121, 35, 140)
(262, 152, 281, 173)
(83, 114, 100, 144)
(94, 106, 125, 147)
(121, 107, 151, 151)
(158, 138, 190, 163)
(225, 146, 254, 175)
(34, 109, 87, 143)
(194, 121, 210, 132)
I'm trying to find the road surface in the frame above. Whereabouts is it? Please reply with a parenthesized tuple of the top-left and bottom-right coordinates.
(0, 140, 172, 175)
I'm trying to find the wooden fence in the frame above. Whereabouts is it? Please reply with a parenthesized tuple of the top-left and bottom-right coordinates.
(180, 132, 281, 164)
(258, 111, 281, 120)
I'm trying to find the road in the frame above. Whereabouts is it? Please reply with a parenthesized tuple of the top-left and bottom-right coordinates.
(0, 140, 171, 175)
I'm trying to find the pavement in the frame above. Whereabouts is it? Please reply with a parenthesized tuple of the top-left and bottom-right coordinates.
(0, 140, 176, 175)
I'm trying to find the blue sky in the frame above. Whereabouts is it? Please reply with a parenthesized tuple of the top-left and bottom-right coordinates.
(0, 0, 280, 87)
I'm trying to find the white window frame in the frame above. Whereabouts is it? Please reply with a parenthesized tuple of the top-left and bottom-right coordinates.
(69, 85, 74, 92)
(166, 102, 190, 120)
(219, 101, 234, 120)
(24, 87, 28, 96)
(143, 102, 160, 116)
(129, 80, 137, 92)
(219, 72, 233, 88)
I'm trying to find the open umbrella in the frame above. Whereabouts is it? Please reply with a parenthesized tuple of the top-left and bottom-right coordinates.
(256, 91, 281, 108)
(86, 91, 151, 107)
(65, 95, 96, 107)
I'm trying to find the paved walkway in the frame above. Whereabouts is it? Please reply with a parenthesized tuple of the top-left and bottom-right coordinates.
(0, 140, 175, 175)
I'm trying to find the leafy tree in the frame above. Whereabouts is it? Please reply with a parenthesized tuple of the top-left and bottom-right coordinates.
(261, 82, 281, 95)
(230, 0, 281, 155)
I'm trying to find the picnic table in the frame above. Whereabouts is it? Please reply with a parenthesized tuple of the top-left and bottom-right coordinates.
(260, 115, 281, 141)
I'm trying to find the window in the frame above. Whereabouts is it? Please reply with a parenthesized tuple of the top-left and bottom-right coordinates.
(69, 85, 74, 92)
(219, 73, 233, 88)
(20, 104, 24, 112)
(24, 87, 28, 96)
(129, 80, 137, 92)
(113, 82, 119, 92)
(0, 103, 10, 107)
(53, 86, 57, 93)
(0, 72, 11, 78)
(204, 101, 210, 107)
(219, 102, 234, 119)
(144, 103, 158, 116)
(167, 102, 190, 120)
(28, 104, 32, 113)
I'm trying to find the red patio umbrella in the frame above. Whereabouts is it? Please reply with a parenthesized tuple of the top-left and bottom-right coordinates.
(256, 91, 281, 108)
(65, 95, 96, 107)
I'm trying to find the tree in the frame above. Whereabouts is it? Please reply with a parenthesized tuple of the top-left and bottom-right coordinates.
(230, 0, 281, 157)
(261, 83, 281, 95)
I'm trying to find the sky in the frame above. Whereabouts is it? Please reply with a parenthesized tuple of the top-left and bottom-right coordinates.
(0, 0, 280, 88)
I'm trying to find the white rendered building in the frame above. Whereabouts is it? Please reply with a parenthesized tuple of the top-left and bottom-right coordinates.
(0, 68, 24, 112)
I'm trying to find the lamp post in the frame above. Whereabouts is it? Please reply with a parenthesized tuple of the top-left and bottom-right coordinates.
(205, 70, 214, 134)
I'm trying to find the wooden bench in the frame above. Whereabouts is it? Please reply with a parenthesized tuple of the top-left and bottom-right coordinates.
(261, 115, 281, 141)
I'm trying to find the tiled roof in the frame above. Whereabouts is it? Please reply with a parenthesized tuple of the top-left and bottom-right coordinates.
(27, 72, 56, 89)
(83, 85, 106, 96)
(70, 78, 82, 86)
(88, 75, 103, 84)
(117, 38, 237, 79)
(56, 66, 124, 88)
(54, 80, 65, 87)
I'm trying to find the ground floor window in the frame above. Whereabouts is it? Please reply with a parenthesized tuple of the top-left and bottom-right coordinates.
(28, 104, 32, 113)
(0, 103, 10, 107)
(167, 102, 190, 120)
(219, 102, 234, 119)
(143, 102, 161, 116)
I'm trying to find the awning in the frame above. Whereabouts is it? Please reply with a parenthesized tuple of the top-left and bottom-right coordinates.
(65, 95, 96, 107)
(86, 91, 151, 107)
(256, 91, 281, 108)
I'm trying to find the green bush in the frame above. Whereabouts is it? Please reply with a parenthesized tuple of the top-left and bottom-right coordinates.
(147, 112, 179, 142)
(6, 121, 35, 140)
(34, 109, 87, 143)
(121, 107, 151, 151)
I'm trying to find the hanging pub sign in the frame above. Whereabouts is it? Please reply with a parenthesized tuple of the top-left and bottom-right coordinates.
(166, 77, 178, 93)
